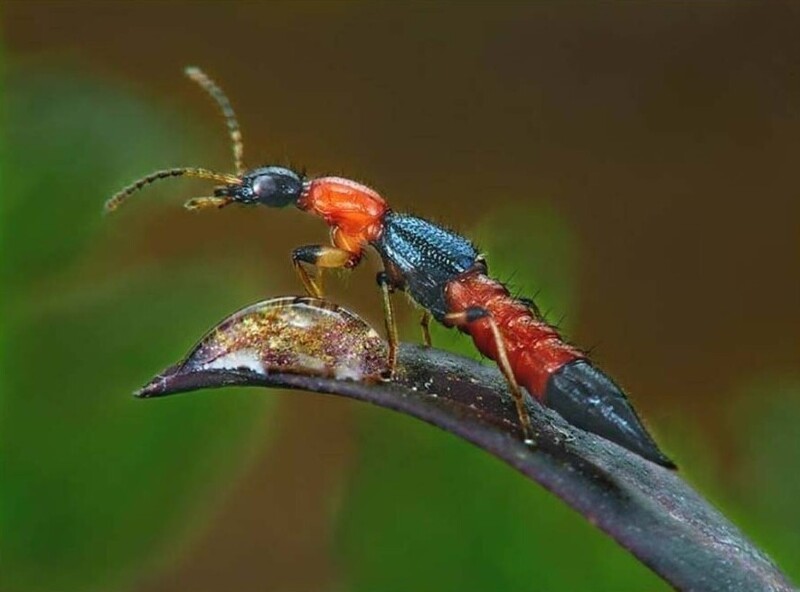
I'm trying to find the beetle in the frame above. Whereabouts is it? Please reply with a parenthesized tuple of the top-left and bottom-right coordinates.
(106, 67, 674, 468)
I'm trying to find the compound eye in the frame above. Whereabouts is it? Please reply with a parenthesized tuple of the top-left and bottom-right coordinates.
(243, 167, 301, 207)
(252, 175, 278, 203)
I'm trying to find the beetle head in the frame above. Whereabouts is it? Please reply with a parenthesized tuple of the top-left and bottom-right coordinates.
(218, 166, 304, 208)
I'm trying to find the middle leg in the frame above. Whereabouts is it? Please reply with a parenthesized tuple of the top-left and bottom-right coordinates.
(419, 311, 432, 347)
(376, 271, 399, 378)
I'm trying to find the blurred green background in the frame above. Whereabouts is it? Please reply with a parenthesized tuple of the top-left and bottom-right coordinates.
(2, 3, 799, 591)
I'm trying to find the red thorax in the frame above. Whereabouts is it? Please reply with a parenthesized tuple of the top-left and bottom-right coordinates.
(299, 177, 388, 254)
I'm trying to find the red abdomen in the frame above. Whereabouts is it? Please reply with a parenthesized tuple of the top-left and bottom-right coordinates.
(445, 271, 583, 400)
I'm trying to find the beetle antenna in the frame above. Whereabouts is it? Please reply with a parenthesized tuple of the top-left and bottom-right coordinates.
(104, 167, 241, 213)
(185, 66, 245, 176)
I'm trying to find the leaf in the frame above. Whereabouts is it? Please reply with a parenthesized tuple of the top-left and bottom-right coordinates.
(139, 298, 794, 592)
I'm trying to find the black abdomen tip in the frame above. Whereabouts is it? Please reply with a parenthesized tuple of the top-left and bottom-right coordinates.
(544, 360, 676, 469)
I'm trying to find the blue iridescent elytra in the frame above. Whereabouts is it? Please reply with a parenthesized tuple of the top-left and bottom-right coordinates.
(374, 212, 480, 321)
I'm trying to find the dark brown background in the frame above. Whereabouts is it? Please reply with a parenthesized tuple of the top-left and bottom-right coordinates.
(6, 2, 799, 590)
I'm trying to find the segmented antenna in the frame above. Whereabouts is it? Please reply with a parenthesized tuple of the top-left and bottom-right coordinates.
(104, 167, 240, 213)
(185, 66, 245, 175)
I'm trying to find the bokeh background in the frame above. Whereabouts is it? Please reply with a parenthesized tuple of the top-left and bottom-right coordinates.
(3, 2, 799, 591)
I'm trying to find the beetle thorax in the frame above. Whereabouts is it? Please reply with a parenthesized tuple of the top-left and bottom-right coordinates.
(299, 177, 389, 248)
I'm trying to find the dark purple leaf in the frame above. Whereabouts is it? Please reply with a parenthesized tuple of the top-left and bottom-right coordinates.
(137, 297, 793, 592)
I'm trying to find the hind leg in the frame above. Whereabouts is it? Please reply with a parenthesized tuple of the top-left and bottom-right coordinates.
(444, 306, 535, 444)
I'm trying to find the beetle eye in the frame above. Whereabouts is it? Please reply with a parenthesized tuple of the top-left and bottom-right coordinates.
(238, 167, 302, 207)
(252, 175, 277, 201)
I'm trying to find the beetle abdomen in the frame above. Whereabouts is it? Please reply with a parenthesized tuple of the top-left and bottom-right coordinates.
(445, 270, 675, 468)
(545, 360, 675, 467)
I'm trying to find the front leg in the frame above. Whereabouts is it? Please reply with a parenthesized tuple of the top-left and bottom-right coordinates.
(292, 245, 361, 298)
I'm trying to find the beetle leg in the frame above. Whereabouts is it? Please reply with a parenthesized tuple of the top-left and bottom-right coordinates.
(292, 245, 360, 298)
(444, 306, 535, 444)
(376, 272, 399, 378)
(183, 196, 232, 210)
(420, 311, 432, 347)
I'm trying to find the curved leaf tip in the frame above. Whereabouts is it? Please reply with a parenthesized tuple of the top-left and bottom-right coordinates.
(134, 296, 793, 592)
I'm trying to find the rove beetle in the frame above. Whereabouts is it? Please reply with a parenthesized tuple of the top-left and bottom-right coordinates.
(106, 67, 674, 468)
